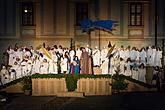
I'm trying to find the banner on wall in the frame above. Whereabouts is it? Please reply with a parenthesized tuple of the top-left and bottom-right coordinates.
(80, 19, 117, 32)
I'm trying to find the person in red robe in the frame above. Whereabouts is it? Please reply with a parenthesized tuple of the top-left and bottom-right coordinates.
(80, 48, 89, 74)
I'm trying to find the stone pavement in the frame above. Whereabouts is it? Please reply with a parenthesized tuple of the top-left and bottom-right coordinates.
(1, 92, 165, 110)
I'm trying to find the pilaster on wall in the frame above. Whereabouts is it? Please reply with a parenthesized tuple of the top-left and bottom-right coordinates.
(36, 1, 41, 37)
(99, 0, 108, 20)
(123, 3, 128, 38)
(41, 0, 55, 36)
(56, 0, 67, 36)
(143, 3, 149, 38)
(0, 0, 16, 38)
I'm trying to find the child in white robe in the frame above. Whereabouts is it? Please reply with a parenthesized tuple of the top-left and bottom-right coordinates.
(119, 58, 125, 75)
(40, 59, 49, 74)
(124, 58, 132, 76)
(7, 46, 15, 66)
(26, 60, 33, 75)
(61, 56, 68, 74)
(0, 66, 9, 84)
(138, 63, 146, 83)
(21, 59, 28, 76)
(32, 57, 41, 74)
(132, 64, 139, 80)
(11, 62, 22, 79)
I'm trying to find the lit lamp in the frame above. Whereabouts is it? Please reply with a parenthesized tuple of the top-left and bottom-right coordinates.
(24, 9, 28, 13)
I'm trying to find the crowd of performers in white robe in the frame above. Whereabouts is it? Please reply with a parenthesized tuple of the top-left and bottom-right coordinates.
(0, 44, 163, 85)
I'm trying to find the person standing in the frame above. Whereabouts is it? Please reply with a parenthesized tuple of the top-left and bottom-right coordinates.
(0, 66, 9, 85)
(61, 55, 68, 74)
(92, 46, 101, 67)
(40, 59, 49, 74)
(76, 47, 82, 60)
(138, 63, 146, 83)
(80, 48, 89, 74)
(139, 47, 147, 66)
(7, 46, 15, 66)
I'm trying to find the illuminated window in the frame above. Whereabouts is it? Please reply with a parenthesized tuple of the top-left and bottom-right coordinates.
(76, 3, 88, 26)
(22, 2, 34, 26)
(130, 3, 143, 26)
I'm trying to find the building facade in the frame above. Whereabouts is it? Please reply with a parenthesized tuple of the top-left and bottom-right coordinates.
(0, 0, 165, 52)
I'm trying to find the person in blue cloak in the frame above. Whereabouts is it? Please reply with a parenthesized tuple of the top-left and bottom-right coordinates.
(69, 56, 80, 75)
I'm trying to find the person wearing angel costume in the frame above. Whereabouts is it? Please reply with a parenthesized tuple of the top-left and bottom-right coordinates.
(76, 46, 82, 60)
(101, 46, 108, 65)
(119, 45, 125, 60)
(124, 58, 132, 76)
(132, 63, 139, 80)
(26, 60, 33, 75)
(151, 46, 157, 66)
(154, 47, 162, 67)
(20, 59, 28, 76)
(69, 48, 76, 63)
(0, 66, 9, 85)
(32, 57, 41, 74)
(11, 61, 22, 79)
(92, 46, 101, 67)
(124, 46, 131, 61)
(139, 47, 147, 66)
(61, 54, 69, 74)
(40, 59, 49, 74)
(138, 63, 146, 83)
(49, 51, 58, 74)
(7, 45, 15, 66)
(146, 46, 153, 66)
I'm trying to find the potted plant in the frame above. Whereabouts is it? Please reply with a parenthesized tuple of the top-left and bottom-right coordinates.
(22, 76, 32, 95)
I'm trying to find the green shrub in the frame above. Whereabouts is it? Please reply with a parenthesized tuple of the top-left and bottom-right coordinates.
(21, 76, 32, 91)
(112, 73, 128, 92)
(65, 74, 78, 91)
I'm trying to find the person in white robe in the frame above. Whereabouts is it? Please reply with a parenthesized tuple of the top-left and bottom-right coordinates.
(7, 46, 15, 66)
(132, 64, 139, 80)
(100, 47, 108, 74)
(14, 48, 23, 64)
(26, 60, 33, 75)
(151, 46, 157, 66)
(138, 63, 146, 83)
(76, 48, 82, 60)
(101, 58, 109, 74)
(11, 62, 22, 79)
(9, 67, 16, 81)
(23, 48, 31, 59)
(61, 55, 68, 73)
(119, 45, 125, 60)
(130, 47, 138, 65)
(101, 47, 108, 64)
(124, 59, 132, 76)
(20, 59, 28, 76)
(92, 46, 101, 67)
(139, 47, 147, 66)
(146, 46, 153, 66)
(32, 57, 41, 74)
(49, 51, 58, 74)
(119, 58, 125, 75)
(57, 45, 64, 57)
(85, 45, 92, 55)
(69, 49, 75, 63)
(124, 46, 131, 61)
(0, 66, 9, 85)
(154, 47, 162, 67)
(40, 59, 49, 74)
